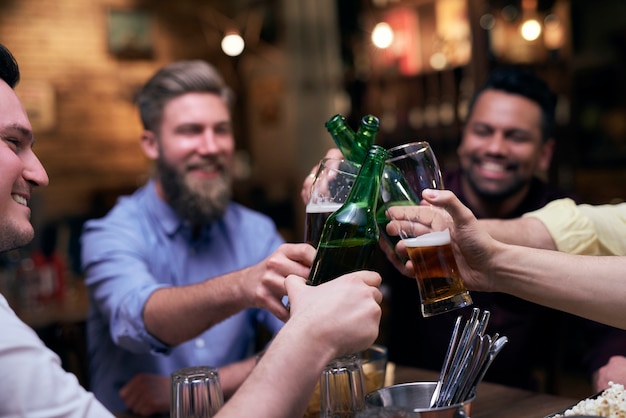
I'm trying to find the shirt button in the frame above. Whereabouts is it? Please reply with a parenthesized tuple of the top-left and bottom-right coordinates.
(195, 338, 205, 348)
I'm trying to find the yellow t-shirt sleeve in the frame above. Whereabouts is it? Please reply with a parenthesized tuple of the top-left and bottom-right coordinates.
(522, 198, 626, 256)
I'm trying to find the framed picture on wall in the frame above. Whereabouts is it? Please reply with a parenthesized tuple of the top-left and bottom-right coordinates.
(107, 9, 154, 59)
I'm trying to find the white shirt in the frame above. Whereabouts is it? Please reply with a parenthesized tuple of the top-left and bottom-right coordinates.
(0, 294, 113, 417)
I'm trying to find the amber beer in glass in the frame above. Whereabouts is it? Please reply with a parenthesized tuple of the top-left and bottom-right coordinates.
(404, 228, 472, 317)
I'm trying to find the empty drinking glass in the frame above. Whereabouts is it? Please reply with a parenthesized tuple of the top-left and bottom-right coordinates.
(320, 354, 367, 418)
(171, 366, 224, 418)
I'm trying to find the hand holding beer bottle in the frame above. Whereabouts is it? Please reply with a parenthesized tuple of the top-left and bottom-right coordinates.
(307, 145, 388, 286)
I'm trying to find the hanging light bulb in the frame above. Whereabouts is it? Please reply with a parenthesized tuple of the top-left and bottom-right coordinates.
(371, 22, 394, 49)
(520, 19, 542, 41)
(221, 32, 245, 57)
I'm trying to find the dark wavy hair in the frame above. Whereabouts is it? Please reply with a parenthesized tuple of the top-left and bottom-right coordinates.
(0, 43, 20, 88)
(467, 66, 557, 142)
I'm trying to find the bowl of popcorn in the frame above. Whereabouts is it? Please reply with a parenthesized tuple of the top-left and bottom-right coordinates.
(547, 382, 626, 417)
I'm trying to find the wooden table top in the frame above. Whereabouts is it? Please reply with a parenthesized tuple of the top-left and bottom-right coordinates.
(394, 366, 579, 418)
(116, 365, 581, 417)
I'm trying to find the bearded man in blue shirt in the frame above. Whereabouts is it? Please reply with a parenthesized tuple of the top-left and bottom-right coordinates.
(81, 60, 315, 415)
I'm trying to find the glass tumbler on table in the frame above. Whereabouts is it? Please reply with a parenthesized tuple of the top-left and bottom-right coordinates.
(171, 365, 224, 418)
(320, 354, 367, 418)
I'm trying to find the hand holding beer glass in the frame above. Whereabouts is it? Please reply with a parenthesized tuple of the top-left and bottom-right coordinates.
(304, 157, 360, 248)
(382, 142, 472, 317)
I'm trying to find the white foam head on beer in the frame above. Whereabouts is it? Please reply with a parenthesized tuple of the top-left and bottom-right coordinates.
(306, 202, 342, 213)
(403, 228, 451, 247)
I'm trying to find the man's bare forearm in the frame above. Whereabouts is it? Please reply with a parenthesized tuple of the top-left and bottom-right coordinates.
(490, 244, 626, 329)
(479, 217, 557, 250)
(143, 269, 252, 346)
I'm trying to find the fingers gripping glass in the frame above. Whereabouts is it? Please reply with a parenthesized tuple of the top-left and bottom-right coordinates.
(382, 142, 472, 317)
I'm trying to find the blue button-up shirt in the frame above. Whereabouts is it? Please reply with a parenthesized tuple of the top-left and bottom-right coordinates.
(81, 180, 285, 412)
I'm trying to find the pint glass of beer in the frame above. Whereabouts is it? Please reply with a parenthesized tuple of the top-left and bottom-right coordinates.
(304, 158, 360, 248)
(383, 141, 472, 317)
(404, 227, 472, 317)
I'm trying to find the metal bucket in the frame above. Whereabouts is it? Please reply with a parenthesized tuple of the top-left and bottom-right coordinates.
(361, 382, 474, 418)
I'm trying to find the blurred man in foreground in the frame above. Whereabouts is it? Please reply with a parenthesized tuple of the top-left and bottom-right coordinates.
(0, 42, 114, 418)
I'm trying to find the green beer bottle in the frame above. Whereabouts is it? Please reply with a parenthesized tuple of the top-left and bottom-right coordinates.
(307, 145, 388, 286)
(324, 114, 379, 163)
(324, 113, 419, 260)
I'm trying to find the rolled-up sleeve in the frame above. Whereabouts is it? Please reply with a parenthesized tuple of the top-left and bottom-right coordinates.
(523, 198, 626, 256)
(82, 216, 172, 354)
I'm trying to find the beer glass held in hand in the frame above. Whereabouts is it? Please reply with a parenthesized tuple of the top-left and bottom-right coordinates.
(379, 141, 441, 263)
(304, 158, 360, 248)
(382, 141, 472, 317)
(404, 225, 472, 317)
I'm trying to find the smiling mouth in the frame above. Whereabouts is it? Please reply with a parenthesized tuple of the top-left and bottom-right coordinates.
(12, 194, 28, 206)
(479, 161, 508, 173)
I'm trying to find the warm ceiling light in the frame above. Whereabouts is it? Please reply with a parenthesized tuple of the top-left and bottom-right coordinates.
(479, 13, 496, 30)
(430, 52, 447, 70)
(372, 22, 394, 49)
(520, 19, 542, 41)
(544, 14, 564, 50)
(221, 32, 245, 57)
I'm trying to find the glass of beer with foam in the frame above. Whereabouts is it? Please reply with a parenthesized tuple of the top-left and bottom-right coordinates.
(404, 226, 472, 317)
(383, 141, 472, 317)
(304, 157, 360, 248)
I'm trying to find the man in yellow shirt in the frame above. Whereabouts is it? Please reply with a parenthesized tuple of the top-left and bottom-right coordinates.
(478, 198, 626, 256)
(385, 191, 626, 393)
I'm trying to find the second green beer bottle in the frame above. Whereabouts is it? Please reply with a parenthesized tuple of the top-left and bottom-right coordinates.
(307, 145, 388, 286)
(324, 114, 379, 163)
(324, 113, 419, 262)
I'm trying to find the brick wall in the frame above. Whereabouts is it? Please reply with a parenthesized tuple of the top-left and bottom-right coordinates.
(0, 0, 349, 246)
(0, 0, 240, 224)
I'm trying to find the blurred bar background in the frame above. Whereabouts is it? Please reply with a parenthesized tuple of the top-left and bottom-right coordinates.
(1, 0, 624, 398)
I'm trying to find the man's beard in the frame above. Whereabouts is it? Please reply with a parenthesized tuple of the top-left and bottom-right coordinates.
(157, 156, 232, 226)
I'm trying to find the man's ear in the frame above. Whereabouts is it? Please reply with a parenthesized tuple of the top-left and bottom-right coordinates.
(140, 130, 159, 160)
(538, 137, 555, 173)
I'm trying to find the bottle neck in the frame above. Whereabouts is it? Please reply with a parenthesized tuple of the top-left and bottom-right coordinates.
(345, 146, 387, 206)
(354, 115, 379, 163)
(325, 114, 380, 165)
(325, 115, 359, 162)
